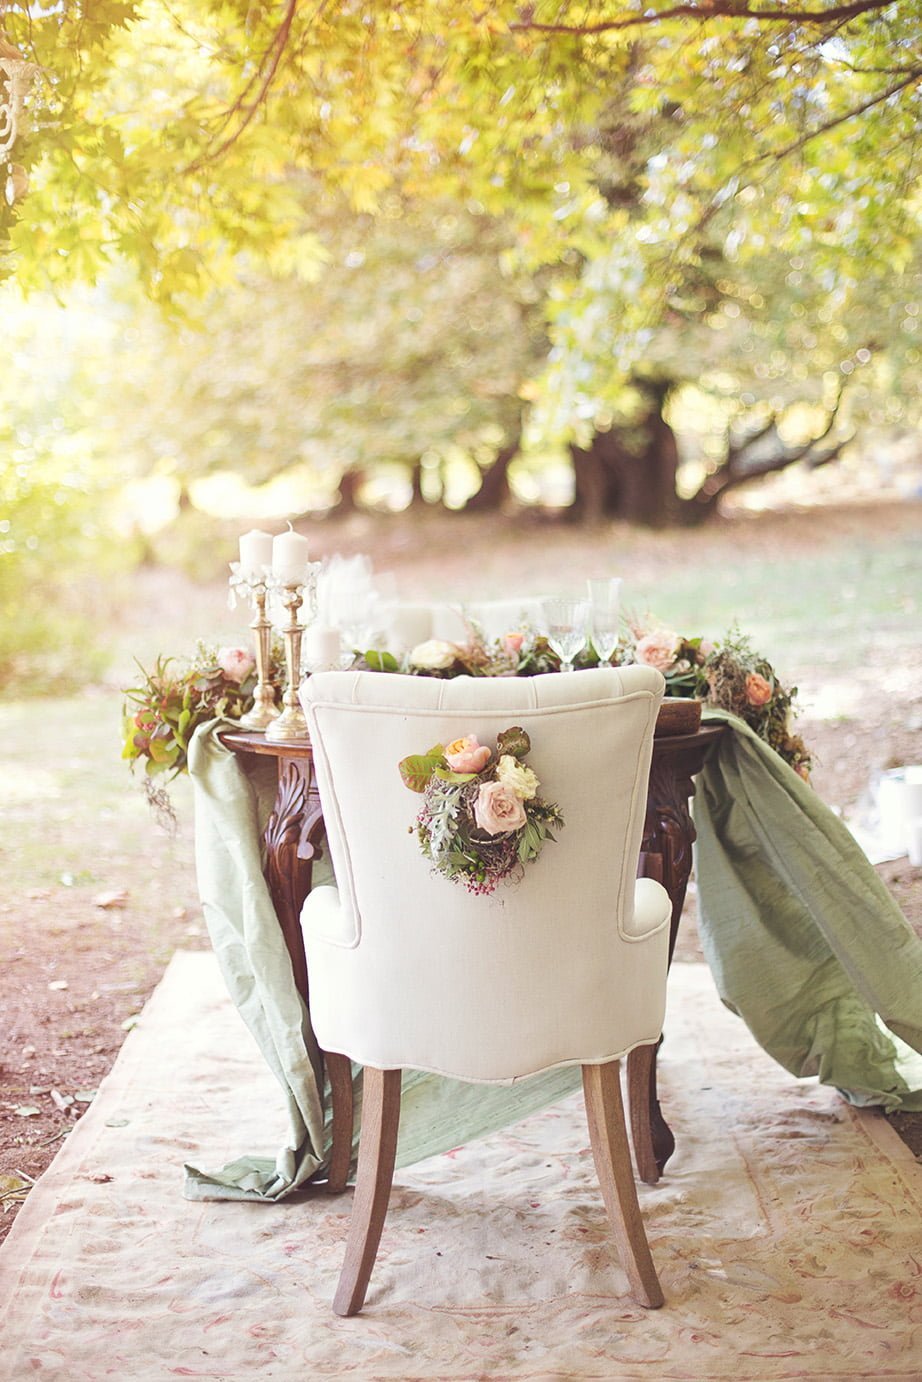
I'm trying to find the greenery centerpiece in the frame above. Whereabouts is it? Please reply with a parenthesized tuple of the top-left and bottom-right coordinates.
(122, 621, 812, 796)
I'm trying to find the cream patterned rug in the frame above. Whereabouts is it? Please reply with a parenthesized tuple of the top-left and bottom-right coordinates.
(0, 953, 919, 1381)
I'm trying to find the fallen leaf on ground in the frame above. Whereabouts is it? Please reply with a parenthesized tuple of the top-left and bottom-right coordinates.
(73, 1089, 97, 1103)
(13, 1105, 41, 1117)
(93, 890, 129, 909)
(0, 1174, 30, 1194)
(50, 1089, 74, 1111)
(0, 1174, 31, 1205)
(47, 979, 68, 991)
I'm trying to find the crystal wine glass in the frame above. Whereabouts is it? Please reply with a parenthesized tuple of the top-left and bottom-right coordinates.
(330, 590, 380, 661)
(587, 577, 623, 665)
(541, 596, 589, 674)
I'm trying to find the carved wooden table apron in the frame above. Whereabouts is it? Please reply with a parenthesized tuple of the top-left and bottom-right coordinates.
(220, 718, 726, 1191)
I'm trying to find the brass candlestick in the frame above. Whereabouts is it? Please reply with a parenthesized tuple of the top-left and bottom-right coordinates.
(240, 583, 279, 731)
(228, 563, 279, 732)
(266, 580, 311, 742)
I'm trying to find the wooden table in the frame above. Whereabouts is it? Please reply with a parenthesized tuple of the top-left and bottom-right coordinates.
(220, 713, 726, 1187)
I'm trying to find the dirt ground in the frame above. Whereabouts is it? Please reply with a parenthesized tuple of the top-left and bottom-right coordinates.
(1, 499, 920, 1242)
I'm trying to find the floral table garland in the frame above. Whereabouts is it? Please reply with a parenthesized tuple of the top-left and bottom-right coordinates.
(122, 622, 813, 812)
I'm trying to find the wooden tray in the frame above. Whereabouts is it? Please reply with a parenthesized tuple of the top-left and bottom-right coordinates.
(654, 698, 703, 737)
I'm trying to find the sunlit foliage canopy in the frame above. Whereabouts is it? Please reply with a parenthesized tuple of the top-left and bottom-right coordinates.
(4, 1, 922, 484)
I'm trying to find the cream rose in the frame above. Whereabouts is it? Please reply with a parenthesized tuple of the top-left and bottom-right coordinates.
(635, 630, 680, 674)
(409, 639, 458, 670)
(473, 781, 527, 835)
(745, 672, 773, 707)
(495, 753, 539, 800)
(217, 646, 255, 684)
(444, 736, 492, 774)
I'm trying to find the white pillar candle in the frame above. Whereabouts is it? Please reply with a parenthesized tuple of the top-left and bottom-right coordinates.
(303, 624, 342, 671)
(238, 529, 274, 578)
(271, 526, 311, 584)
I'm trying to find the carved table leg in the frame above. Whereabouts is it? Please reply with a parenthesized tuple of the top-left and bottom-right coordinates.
(263, 758, 323, 999)
(263, 756, 350, 1183)
(635, 739, 710, 1179)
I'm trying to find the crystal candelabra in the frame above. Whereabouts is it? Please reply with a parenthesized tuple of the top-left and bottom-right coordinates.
(265, 564, 320, 743)
(228, 563, 279, 731)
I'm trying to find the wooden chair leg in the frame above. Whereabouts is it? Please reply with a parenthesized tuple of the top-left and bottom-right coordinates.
(333, 1066, 402, 1317)
(582, 1060, 664, 1310)
(626, 1043, 660, 1185)
(325, 1051, 354, 1195)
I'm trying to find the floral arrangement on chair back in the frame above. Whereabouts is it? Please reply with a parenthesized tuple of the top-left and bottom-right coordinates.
(398, 726, 564, 894)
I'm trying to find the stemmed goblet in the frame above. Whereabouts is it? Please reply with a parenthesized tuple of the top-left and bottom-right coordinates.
(541, 596, 589, 674)
(587, 577, 623, 666)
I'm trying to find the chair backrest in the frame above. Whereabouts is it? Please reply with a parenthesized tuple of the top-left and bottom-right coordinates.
(300, 666, 667, 1081)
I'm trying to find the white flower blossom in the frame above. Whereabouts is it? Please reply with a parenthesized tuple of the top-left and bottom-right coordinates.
(496, 753, 539, 800)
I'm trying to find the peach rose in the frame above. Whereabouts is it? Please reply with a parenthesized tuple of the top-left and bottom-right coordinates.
(217, 646, 255, 684)
(635, 630, 680, 673)
(444, 736, 492, 774)
(473, 781, 527, 835)
(502, 631, 525, 655)
(745, 672, 773, 707)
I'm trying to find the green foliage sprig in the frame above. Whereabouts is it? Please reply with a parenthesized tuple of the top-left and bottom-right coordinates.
(121, 641, 283, 781)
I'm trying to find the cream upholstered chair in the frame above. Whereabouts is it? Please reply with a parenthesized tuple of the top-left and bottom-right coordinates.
(299, 666, 671, 1316)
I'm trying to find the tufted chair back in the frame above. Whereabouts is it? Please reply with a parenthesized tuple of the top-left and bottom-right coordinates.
(300, 666, 671, 1315)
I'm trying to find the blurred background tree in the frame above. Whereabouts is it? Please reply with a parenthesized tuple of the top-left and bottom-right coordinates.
(1, 0, 921, 580)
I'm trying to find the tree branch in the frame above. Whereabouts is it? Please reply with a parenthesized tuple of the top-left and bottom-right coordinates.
(762, 65, 922, 164)
(183, 0, 304, 176)
(511, 1, 896, 37)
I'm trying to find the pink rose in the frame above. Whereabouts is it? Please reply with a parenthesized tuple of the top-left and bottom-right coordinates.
(474, 780, 528, 835)
(502, 631, 525, 655)
(635, 630, 680, 674)
(444, 735, 492, 774)
(217, 646, 255, 684)
(745, 672, 773, 707)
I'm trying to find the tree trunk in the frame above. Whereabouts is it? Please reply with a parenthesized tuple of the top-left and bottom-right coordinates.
(409, 461, 426, 506)
(463, 439, 519, 513)
(631, 402, 681, 527)
(570, 384, 680, 528)
(334, 468, 364, 512)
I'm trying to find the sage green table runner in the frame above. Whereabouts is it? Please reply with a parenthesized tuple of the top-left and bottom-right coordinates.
(695, 709, 922, 1112)
(184, 712, 922, 1201)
